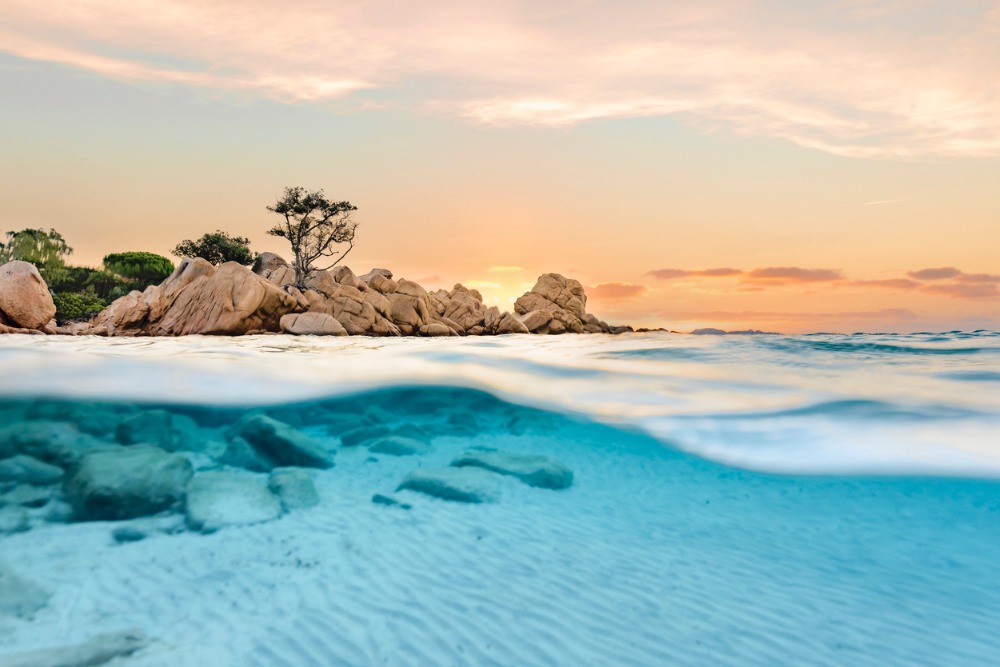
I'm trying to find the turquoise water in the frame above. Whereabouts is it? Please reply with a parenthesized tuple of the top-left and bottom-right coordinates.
(1, 332, 999, 665)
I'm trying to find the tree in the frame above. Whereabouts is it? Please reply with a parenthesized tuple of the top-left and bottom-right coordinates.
(103, 252, 175, 286)
(173, 230, 256, 266)
(266, 187, 358, 288)
(0, 228, 73, 283)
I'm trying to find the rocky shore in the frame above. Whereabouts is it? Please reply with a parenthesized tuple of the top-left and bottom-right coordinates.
(0, 256, 632, 337)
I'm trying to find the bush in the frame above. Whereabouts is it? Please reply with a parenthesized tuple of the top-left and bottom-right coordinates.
(173, 230, 256, 266)
(52, 291, 108, 323)
(103, 252, 174, 285)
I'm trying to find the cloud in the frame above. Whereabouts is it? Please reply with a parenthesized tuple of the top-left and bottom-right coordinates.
(2, 1, 1000, 157)
(955, 272, 1000, 284)
(851, 278, 921, 289)
(745, 267, 843, 282)
(588, 282, 648, 300)
(487, 266, 524, 273)
(648, 267, 742, 280)
(908, 267, 962, 280)
(923, 283, 1000, 299)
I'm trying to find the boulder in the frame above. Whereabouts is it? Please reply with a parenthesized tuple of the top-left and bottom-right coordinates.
(0, 455, 64, 486)
(338, 425, 392, 447)
(519, 309, 553, 333)
(185, 470, 282, 532)
(512, 273, 610, 334)
(0, 261, 56, 330)
(331, 266, 365, 290)
(221, 436, 274, 473)
(365, 273, 397, 295)
(359, 268, 393, 284)
(0, 630, 150, 667)
(304, 270, 338, 297)
(65, 445, 193, 521)
(451, 451, 574, 489)
(396, 466, 501, 503)
(280, 312, 348, 336)
(116, 409, 188, 451)
(495, 312, 530, 335)
(252, 252, 290, 276)
(268, 468, 320, 510)
(0, 562, 51, 619)
(419, 322, 452, 337)
(228, 414, 335, 469)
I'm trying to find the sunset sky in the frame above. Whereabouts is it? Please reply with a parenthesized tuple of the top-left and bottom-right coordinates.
(1, 0, 998, 332)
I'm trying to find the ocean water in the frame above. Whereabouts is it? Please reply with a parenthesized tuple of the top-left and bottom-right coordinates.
(1, 331, 999, 665)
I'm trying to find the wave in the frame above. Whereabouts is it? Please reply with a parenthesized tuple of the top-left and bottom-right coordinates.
(1, 331, 999, 477)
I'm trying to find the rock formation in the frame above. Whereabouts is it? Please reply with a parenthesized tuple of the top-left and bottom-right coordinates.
(0, 252, 633, 337)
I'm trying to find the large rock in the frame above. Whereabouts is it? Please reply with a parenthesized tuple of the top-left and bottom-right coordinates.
(0, 261, 56, 330)
(185, 470, 282, 533)
(451, 451, 574, 489)
(397, 467, 502, 503)
(65, 445, 193, 521)
(0, 561, 51, 619)
(228, 414, 335, 469)
(116, 409, 200, 452)
(87, 260, 299, 336)
(251, 252, 290, 276)
(514, 273, 611, 334)
(280, 312, 347, 336)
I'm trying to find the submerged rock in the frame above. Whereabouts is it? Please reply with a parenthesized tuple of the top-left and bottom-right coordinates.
(0, 455, 64, 486)
(268, 468, 320, 511)
(371, 493, 412, 510)
(0, 421, 100, 468)
(1, 484, 53, 508)
(338, 425, 392, 447)
(0, 630, 149, 667)
(185, 470, 282, 533)
(116, 409, 201, 452)
(0, 561, 51, 620)
(65, 445, 193, 521)
(228, 414, 335, 470)
(452, 451, 574, 490)
(397, 466, 502, 503)
(367, 436, 430, 457)
(0, 505, 30, 535)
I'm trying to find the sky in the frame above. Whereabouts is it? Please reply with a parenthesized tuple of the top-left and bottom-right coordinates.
(1, 0, 998, 333)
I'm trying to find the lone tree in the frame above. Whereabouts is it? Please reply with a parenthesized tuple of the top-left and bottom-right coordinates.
(173, 230, 256, 266)
(0, 228, 73, 283)
(266, 187, 358, 288)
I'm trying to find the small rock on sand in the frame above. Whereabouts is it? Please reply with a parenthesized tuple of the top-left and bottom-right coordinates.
(451, 450, 574, 490)
(268, 468, 320, 511)
(397, 467, 502, 503)
(185, 470, 282, 533)
(0, 629, 149, 667)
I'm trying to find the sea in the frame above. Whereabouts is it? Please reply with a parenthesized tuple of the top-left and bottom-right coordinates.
(1, 331, 998, 666)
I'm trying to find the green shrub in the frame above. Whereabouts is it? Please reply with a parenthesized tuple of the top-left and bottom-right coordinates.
(103, 252, 174, 286)
(173, 230, 256, 265)
(52, 291, 108, 323)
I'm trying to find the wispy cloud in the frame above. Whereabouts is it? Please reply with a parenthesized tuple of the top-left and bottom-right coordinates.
(908, 267, 963, 280)
(648, 267, 742, 280)
(2, 1, 1000, 157)
(851, 278, 921, 289)
(589, 282, 648, 300)
(746, 267, 843, 282)
(923, 283, 1000, 299)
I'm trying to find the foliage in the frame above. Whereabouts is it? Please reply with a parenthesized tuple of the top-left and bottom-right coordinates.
(52, 291, 108, 322)
(266, 187, 358, 288)
(0, 228, 73, 283)
(173, 230, 256, 266)
(102, 251, 175, 285)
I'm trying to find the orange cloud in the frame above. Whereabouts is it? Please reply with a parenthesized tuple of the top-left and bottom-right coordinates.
(852, 278, 920, 289)
(661, 308, 918, 322)
(589, 282, 648, 300)
(745, 267, 843, 282)
(648, 267, 742, 280)
(908, 267, 962, 280)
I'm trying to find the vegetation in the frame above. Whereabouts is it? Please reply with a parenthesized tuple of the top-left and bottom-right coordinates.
(173, 230, 256, 266)
(51, 291, 108, 321)
(103, 252, 175, 285)
(0, 228, 73, 284)
(266, 187, 358, 288)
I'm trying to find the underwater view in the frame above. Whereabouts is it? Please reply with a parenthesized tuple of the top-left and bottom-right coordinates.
(2, 332, 999, 666)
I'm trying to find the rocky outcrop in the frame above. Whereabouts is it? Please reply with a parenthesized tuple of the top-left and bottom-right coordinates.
(227, 414, 335, 470)
(514, 273, 619, 334)
(73, 252, 630, 337)
(0, 261, 56, 332)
